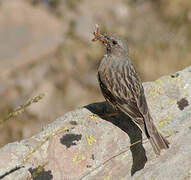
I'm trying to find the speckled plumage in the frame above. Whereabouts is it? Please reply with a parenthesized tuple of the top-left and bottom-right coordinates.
(95, 33, 169, 155)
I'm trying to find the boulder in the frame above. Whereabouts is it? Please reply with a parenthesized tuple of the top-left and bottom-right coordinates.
(0, 66, 191, 179)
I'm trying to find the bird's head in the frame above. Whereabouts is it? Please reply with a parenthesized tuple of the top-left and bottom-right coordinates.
(92, 25, 129, 56)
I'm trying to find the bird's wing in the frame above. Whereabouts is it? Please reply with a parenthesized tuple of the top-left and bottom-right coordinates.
(98, 60, 147, 121)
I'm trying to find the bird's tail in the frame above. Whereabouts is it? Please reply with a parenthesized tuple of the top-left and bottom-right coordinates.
(149, 124, 169, 155)
(143, 113, 170, 155)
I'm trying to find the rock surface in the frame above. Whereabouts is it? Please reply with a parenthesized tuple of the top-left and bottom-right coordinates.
(0, 66, 191, 179)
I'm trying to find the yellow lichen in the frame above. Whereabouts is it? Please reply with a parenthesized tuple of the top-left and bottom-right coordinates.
(72, 153, 80, 164)
(166, 99, 175, 105)
(162, 130, 173, 136)
(158, 115, 172, 128)
(90, 114, 98, 119)
(72, 153, 86, 164)
(149, 88, 163, 97)
(183, 89, 187, 95)
(104, 171, 112, 180)
(169, 76, 183, 88)
(169, 76, 180, 82)
(178, 81, 182, 87)
(155, 79, 163, 85)
(86, 135, 96, 145)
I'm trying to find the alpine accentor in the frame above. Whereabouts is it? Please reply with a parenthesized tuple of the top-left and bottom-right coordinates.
(92, 26, 169, 155)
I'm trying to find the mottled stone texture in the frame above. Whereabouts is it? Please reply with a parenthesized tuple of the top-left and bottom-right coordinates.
(0, 66, 191, 180)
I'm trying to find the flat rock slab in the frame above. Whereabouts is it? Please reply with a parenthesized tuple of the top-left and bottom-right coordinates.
(0, 66, 191, 179)
(0, 0, 63, 78)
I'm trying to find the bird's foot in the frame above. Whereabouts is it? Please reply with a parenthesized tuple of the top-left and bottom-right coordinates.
(99, 108, 120, 117)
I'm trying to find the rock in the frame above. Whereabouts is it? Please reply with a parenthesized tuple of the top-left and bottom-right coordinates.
(0, 0, 63, 78)
(0, 66, 191, 179)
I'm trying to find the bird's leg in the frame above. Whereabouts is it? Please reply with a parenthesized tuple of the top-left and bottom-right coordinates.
(102, 110, 120, 117)
(99, 108, 120, 117)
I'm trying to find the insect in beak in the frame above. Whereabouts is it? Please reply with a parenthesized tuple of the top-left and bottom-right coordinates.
(92, 24, 108, 46)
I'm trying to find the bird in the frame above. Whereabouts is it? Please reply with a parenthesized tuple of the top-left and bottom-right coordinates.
(92, 25, 169, 155)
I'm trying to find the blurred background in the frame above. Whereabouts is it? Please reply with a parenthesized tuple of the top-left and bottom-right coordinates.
(0, 0, 190, 146)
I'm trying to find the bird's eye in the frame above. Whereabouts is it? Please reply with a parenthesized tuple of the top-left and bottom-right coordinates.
(112, 40, 118, 45)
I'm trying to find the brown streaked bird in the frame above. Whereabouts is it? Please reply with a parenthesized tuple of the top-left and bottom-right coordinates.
(92, 26, 169, 155)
